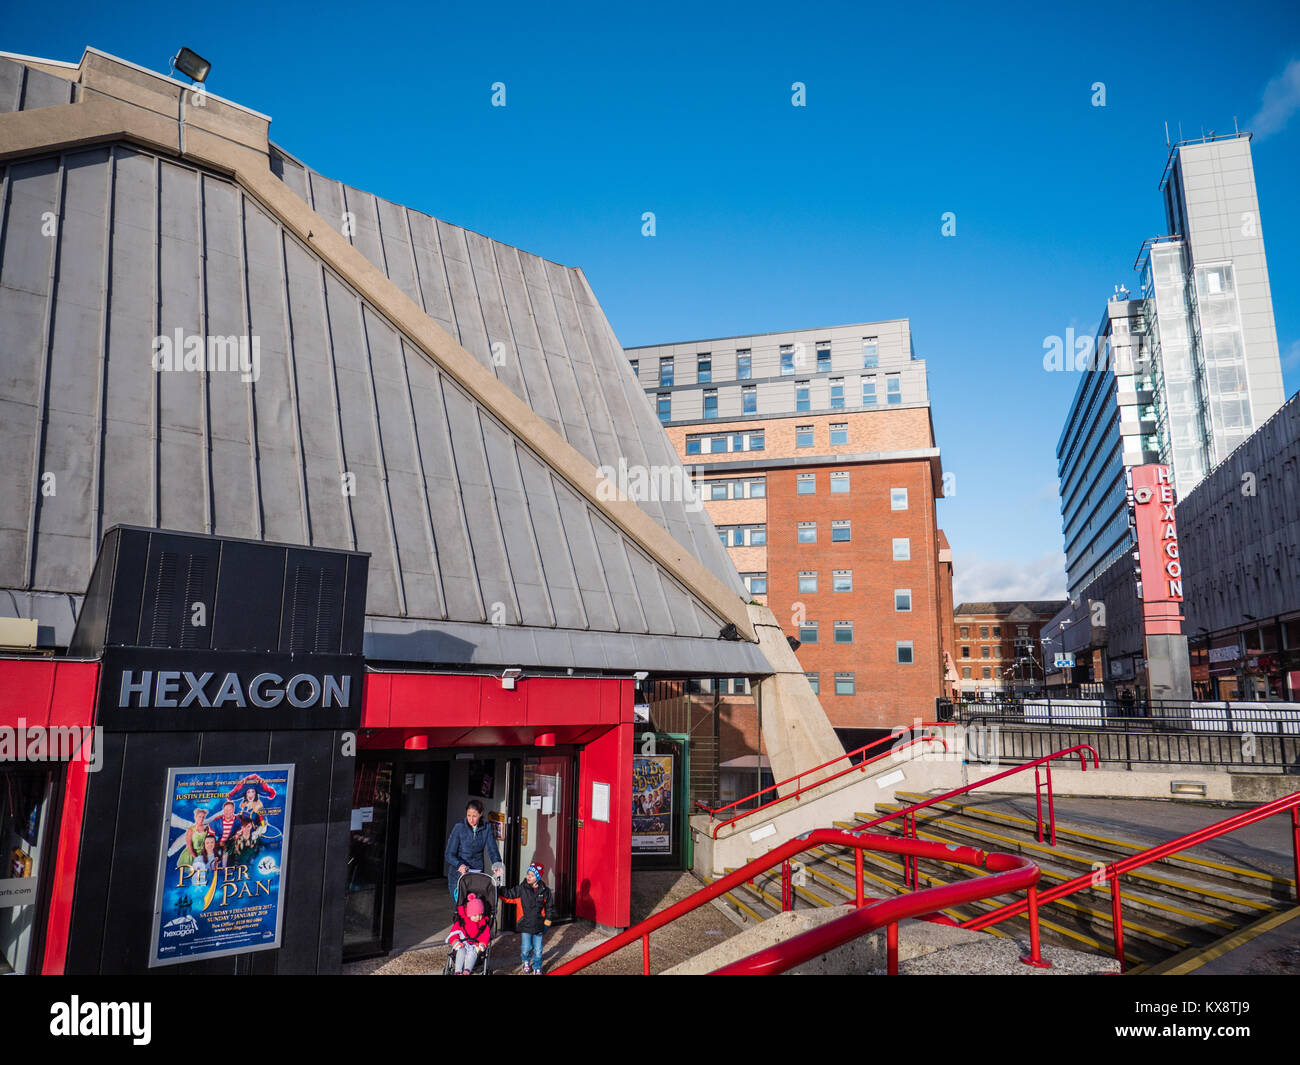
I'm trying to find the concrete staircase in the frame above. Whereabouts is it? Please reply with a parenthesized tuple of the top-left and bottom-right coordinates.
(715, 791, 1297, 967)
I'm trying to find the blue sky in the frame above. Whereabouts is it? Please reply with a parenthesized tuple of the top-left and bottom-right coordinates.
(8, 1, 1299, 603)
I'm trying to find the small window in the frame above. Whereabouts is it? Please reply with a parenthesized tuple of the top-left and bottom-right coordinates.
(1017, 625, 1029, 637)
(961, 646, 970, 658)
(749, 526, 766, 546)
(830, 423, 848, 446)
(659, 357, 674, 387)
(896, 641, 914, 665)
(795, 425, 814, 447)
(797, 522, 817, 544)
(962, 667, 972, 679)
(780, 345, 795, 376)
(703, 389, 718, 419)
(992, 626, 1001, 638)
(816, 343, 832, 373)
(686, 436, 702, 455)
(711, 482, 728, 500)
(890, 487, 908, 511)
(748, 478, 766, 498)
(835, 672, 855, 696)
(744, 572, 767, 595)
(830, 471, 849, 494)
(737, 350, 752, 380)
(982, 667, 991, 680)
(630, 359, 639, 377)
(892, 537, 910, 561)
(798, 571, 818, 594)
(657, 393, 671, 423)
(796, 380, 810, 413)
(750, 432, 765, 451)
(887, 374, 901, 405)
(834, 621, 854, 644)
(895, 589, 912, 612)
(806, 672, 820, 694)
(982, 647, 990, 659)
(798, 622, 819, 644)
(960, 626, 969, 638)
(832, 570, 852, 592)
(797, 473, 816, 495)
(832, 520, 851, 543)
(697, 353, 712, 384)
(980, 626, 989, 639)
(829, 377, 845, 409)
(863, 377, 877, 406)
(863, 337, 878, 369)
(742, 384, 757, 414)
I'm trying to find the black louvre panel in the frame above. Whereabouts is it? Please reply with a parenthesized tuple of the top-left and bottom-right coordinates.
(179, 554, 208, 648)
(314, 566, 338, 653)
(288, 565, 318, 653)
(149, 551, 178, 647)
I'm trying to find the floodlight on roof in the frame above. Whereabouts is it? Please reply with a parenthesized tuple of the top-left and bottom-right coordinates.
(171, 47, 211, 83)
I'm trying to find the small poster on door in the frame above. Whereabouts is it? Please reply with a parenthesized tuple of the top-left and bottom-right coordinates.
(632, 755, 673, 854)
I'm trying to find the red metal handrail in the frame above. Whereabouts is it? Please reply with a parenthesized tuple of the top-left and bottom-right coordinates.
(963, 788, 1300, 971)
(550, 828, 1043, 975)
(854, 743, 1100, 848)
(704, 725, 949, 839)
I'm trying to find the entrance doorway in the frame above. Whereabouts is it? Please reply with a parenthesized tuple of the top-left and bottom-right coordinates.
(343, 748, 577, 961)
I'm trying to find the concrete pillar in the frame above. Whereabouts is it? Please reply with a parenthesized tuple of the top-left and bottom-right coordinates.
(1145, 633, 1193, 704)
(747, 604, 844, 793)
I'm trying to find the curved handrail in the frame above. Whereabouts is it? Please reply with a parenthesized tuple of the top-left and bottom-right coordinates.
(551, 828, 1043, 975)
(853, 743, 1100, 845)
(707, 729, 950, 839)
(962, 788, 1300, 970)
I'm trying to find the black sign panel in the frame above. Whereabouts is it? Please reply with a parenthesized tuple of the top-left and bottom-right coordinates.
(97, 647, 364, 732)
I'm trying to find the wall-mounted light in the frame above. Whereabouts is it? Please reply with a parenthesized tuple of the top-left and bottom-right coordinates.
(500, 667, 523, 691)
(171, 47, 211, 83)
(1171, 780, 1207, 797)
(633, 670, 649, 683)
(535, 732, 556, 748)
(404, 735, 429, 750)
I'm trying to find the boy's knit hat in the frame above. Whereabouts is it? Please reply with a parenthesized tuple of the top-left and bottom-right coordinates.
(465, 893, 486, 917)
(527, 862, 545, 881)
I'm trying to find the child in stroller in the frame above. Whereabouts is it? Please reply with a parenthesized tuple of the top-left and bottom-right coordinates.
(444, 871, 498, 974)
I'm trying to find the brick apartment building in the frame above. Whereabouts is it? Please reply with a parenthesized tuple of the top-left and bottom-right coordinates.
(953, 601, 1068, 697)
(631, 322, 956, 739)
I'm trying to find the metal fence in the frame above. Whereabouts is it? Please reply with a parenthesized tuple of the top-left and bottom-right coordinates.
(943, 697, 1300, 735)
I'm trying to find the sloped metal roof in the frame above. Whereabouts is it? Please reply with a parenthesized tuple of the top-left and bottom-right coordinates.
(0, 53, 763, 674)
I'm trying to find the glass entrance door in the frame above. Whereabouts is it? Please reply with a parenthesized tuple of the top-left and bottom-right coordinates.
(514, 754, 576, 922)
(343, 759, 395, 958)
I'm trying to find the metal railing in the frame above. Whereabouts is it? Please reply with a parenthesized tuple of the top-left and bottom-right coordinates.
(550, 829, 1043, 975)
(947, 696, 1300, 734)
(698, 724, 947, 839)
(962, 790, 1300, 971)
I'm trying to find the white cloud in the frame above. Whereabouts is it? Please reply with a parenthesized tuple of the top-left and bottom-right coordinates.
(953, 550, 1067, 605)
(1249, 59, 1300, 140)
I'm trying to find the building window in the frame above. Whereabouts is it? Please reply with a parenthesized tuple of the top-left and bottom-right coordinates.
(1017, 625, 1028, 637)
(834, 621, 854, 644)
(796, 425, 814, 448)
(703, 389, 718, 419)
(980, 626, 989, 639)
(962, 667, 972, 679)
(817, 343, 832, 373)
(830, 471, 849, 494)
(737, 350, 752, 380)
(750, 525, 766, 546)
(797, 522, 817, 544)
(832, 570, 852, 592)
(697, 353, 712, 384)
(710, 482, 729, 500)
(657, 393, 671, 423)
(718, 524, 767, 547)
(830, 378, 845, 409)
(742, 572, 767, 595)
(686, 437, 701, 455)
(832, 520, 851, 543)
(797, 473, 816, 495)
(796, 380, 810, 412)
(897, 641, 914, 665)
(982, 647, 990, 659)
(748, 477, 766, 498)
(806, 672, 820, 694)
(659, 357, 674, 387)
(895, 589, 912, 612)
(742, 384, 757, 414)
(961, 646, 970, 658)
(630, 359, 639, 377)
(892, 537, 910, 560)
(829, 422, 848, 446)
(890, 487, 908, 511)
(799, 622, 818, 644)
(798, 571, 818, 593)
(863, 337, 878, 368)
(886, 374, 901, 404)
(992, 626, 1001, 638)
(863, 377, 877, 406)
(835, 672, 855, 696)
(750, 431, 764, 451)
(686, 431, 765, 454)
(982, 667, 991, 680)
(780, 345, 795, 376)
(960, 626, 969, 638)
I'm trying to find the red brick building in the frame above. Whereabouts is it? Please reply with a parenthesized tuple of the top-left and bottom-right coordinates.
(953, 601, 1068, 697)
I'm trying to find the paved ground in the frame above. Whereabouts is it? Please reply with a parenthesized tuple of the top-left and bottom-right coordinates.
(343, 870, 741, 975)
(955, 794, 1297, 879)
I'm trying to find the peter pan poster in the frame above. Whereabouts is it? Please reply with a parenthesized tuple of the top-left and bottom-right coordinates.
(150, 764, 295, 967)
(632, 754, 673, 854)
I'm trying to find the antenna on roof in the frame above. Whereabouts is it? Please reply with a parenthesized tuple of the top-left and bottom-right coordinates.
(1164, 121, 1170, 147)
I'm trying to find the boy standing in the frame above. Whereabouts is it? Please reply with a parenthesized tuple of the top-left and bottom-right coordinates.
(500, 862, 553, 974)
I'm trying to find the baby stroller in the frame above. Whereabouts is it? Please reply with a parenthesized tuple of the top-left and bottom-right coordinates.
(443, 871, 498, 975)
